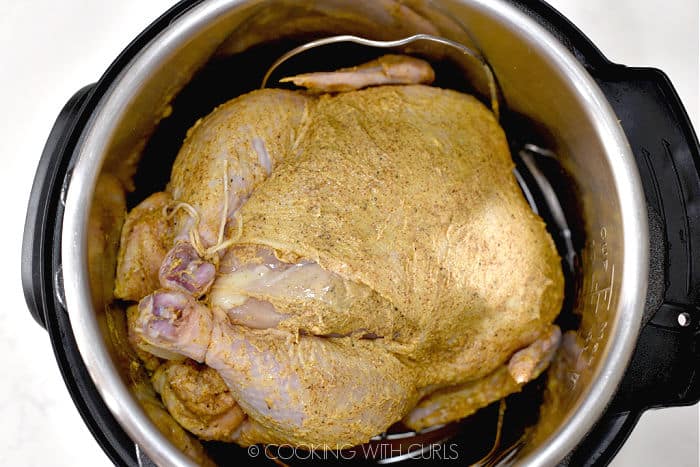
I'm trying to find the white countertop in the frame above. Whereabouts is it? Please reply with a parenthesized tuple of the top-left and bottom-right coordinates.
(0, 0, 697, 465)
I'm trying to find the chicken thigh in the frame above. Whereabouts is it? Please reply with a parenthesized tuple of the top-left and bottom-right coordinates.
(118, 55, 564, 448)
(152, 360, 245, 441)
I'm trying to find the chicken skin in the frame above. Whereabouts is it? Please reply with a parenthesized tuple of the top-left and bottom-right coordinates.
(116, 55, 564, 448)
(152, 360, 245, 441)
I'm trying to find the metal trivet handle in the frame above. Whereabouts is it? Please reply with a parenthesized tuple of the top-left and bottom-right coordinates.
(261, 34, 500, 120)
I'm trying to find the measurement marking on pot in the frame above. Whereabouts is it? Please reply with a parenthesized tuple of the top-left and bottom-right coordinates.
(589, 227, 615, 316)
(590, 264, 615, 315)
(579, 226, 616, 370)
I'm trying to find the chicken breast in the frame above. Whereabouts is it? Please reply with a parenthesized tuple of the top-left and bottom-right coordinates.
(118, 55, 564, 449)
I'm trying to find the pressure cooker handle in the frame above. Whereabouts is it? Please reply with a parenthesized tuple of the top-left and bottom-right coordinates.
(516, 0, 700, 423)
(21, 84, 95, 328)
(597, 67, 700, 409)
(562, 68, 700, 467)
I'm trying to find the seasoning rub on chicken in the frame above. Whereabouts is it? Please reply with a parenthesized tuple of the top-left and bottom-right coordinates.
(114, 55, 564, 449)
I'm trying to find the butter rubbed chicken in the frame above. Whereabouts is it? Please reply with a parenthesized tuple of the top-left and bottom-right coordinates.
(114, 55, 564, 448)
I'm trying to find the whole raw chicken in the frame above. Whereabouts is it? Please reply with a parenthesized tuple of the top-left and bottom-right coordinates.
(115, 55, 564, 448)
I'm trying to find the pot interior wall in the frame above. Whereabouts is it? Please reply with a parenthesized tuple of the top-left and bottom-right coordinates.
(84, 0, 629, 464)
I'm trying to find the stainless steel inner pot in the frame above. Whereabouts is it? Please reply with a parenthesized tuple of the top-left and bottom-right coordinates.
(61, 0, 648, 465)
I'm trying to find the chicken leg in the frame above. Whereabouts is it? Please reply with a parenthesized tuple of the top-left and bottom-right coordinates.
(135, 290, 417, 447)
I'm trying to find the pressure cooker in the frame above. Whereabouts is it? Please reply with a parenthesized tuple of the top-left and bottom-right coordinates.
(21, 0, 700, 465)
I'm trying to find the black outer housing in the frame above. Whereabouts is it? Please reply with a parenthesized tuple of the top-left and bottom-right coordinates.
(21, 1, 700, 465)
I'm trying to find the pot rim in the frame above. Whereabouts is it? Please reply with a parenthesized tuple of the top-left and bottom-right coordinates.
(61, 1, 649, 465)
